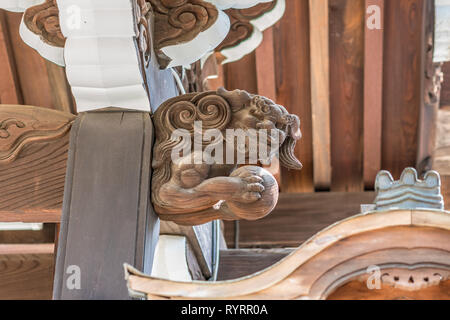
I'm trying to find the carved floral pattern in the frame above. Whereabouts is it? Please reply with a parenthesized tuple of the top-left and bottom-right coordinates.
(0, 107, 75, 164)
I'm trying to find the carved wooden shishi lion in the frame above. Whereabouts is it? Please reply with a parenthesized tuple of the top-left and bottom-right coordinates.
(152, 88, 302, 225)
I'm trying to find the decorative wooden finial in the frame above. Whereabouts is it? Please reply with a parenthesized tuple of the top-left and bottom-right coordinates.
(374, 167, 444, 211)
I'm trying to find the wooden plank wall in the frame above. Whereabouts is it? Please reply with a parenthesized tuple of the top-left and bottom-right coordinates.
(222, 0, 431, 192)
(0, 11, 74, 112)
(382, 0, 425, 179)
(222, 0, 440, 246)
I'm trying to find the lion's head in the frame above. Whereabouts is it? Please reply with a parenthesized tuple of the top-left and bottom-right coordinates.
(152, 88, 302, 188)
(217, 88, 302, 170)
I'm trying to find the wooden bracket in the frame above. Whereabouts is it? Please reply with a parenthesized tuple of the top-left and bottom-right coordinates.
(53, 111, 158, 299)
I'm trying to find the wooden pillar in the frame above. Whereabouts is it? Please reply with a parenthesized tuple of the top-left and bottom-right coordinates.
(53, 111, 158, 300)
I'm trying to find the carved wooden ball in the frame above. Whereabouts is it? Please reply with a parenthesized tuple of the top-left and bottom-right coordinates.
(228, 166, 279, 221)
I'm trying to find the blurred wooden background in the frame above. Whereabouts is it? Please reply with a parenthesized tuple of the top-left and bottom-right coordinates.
(1, 0, 450, 298)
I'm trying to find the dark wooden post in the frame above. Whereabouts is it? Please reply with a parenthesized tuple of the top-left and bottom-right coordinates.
(53, 111, 158, 299)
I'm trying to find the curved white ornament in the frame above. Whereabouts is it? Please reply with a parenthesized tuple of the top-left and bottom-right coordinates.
(162, 10, 230, 69)
(151, 235, 193, 282)
(435, 0, 450, 62)
(204, 0, 273, 10)
(220, 0, 285, 64)
(56, 0, 150, 112)
(0, 0, 44, 12)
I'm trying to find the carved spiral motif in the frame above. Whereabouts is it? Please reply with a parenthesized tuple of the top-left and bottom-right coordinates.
(150, 0, 218, 48)
(194, 95, 232, 130)
(0, 119, 25, 139)
(24, 0, 65, 47)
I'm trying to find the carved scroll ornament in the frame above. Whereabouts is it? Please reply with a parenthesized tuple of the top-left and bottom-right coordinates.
(0, 105, 75, 164)
(215, 0, 285, 64)
(152, 88, 302, 225)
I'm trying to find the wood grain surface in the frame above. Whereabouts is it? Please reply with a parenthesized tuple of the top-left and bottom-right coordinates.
(0, 10, 22, 105)
(274, 0, 313, 192)
(363, 0, 384, 188)
(224, 192, 375, 248)
(309, 0, 332, 190)
(329, 0, 365, 192)
(217, 249, 292, 281)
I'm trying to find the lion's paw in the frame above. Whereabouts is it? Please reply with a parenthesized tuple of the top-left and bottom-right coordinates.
(232, 170, 265, 204)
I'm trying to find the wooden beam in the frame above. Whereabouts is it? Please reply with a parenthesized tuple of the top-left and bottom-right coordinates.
(274, 0, 314, 192)
(217, 249, 292, 281)
(309, 0, 332, 190)
(0, 10, 22, 104)
(0, 223, 55, 244)
(0, 243, 54, 255)
(0, 252, 54, 300)
(329, 0, 365, 192)
(224, 192, 376, 248)
(417, 0, 440, 175)
(363, 0, 384, 188)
